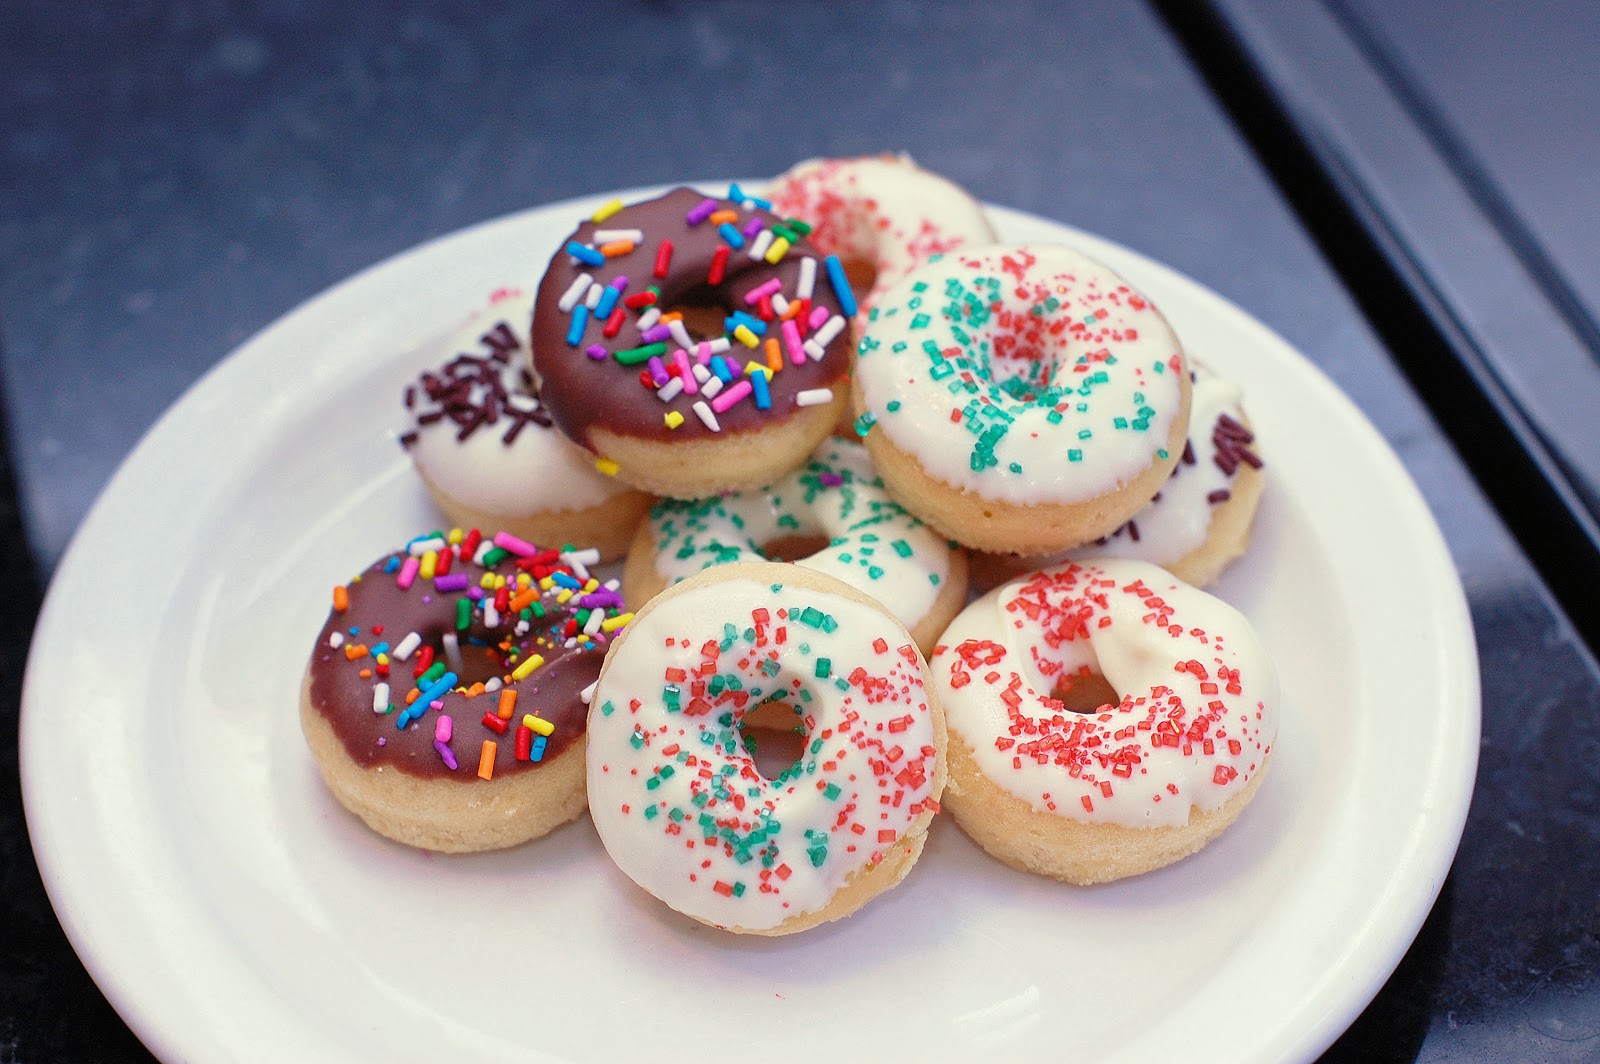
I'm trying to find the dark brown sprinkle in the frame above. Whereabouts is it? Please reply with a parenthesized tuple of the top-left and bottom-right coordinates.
(1150, 491, 1162, 503)
(1215, 413, 1254, 442)
(403, 385, 415, 410)
(406, 325, 547, 447)
(1126, 519, 1140, 542)
(1207, 489, 1231, 505)
(398, 429, 419, 449)
(1211, 413, 1262, 477)
(481, 322, 519, 359)
(1181, 439, 1196, 465)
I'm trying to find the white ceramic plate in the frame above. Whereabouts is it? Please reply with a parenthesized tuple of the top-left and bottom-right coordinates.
(22, 186, 1479, 1063)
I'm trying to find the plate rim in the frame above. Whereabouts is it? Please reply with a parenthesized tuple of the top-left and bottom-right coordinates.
(20, 186, 1481, 1064)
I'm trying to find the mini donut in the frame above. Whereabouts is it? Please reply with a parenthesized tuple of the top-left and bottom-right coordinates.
(764, 154, 998, 329)
(970, 365, 1265, 590)
(623, 438, 967, 653)
(530, 186, 855, 499)
(301, 528, 632, 852)
(852, 244, 1192, 555)
(400, 286, 654, 561)
(586, 561, 947, 935)
(931, 559, 1278, 884)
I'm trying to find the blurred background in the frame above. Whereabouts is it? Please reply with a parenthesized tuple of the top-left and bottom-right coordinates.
(2, 2, 1596, 1060)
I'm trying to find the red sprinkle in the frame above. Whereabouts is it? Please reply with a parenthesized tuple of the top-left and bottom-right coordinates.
(708, 245, 730, 286)
(654, 240, 674, 279)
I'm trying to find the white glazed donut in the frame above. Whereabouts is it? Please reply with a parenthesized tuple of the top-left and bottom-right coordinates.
(971, 364, 1265, 589)
(852, 244, 1192, 555)
(586, 562, 946, 935)
(401, 287, 652, 560)
(622, 438, 967, 652)
(765, 154, 997, 325)
(931, 559, 1277, 883)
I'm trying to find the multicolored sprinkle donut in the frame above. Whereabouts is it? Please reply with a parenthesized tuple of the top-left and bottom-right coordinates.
(853, 244, 1192, 555)
(301, 528, 632, 852)
(531, 186, 856, 499)
(622, 438, 967, 653)
(586, 562, 946, 935)
(765, 154, 997, 327)
(931, 559, 1277, 883)
(970, 364, 1266, 590)
(400, 286, 653, 561)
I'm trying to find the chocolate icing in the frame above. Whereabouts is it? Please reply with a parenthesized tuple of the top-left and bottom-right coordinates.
(531, 187, 852, 446)
(307, 544, 612, 781)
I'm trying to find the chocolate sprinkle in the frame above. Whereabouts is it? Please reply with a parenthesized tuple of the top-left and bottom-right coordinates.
(401, 310, 552, 451)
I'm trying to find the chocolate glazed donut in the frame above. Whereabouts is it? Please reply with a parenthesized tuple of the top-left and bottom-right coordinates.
(530, 187, 854, 496)
(307, 537, 610, 780)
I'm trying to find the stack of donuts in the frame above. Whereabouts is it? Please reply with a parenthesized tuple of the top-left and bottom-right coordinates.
(301, 155, 1281, 937)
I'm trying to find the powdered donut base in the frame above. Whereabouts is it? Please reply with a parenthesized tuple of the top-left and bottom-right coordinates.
(968, 458, 1266, 592)
(301, 674, 588, 853)
(855, 370, 1191, 555)
(943, 736, 1269, 885)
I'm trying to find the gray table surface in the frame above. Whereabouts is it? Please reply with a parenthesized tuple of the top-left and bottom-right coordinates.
(4, 1, 1597, 1060)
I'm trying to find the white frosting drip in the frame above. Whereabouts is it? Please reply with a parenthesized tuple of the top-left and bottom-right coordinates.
(644, 439, 950, 633)
(587, 576, 939, 929)
(406, 288, 629, 513)
(855, 244, 1187, 504)
(765, 154, 997, 320)
(933, 560, 1277, 828)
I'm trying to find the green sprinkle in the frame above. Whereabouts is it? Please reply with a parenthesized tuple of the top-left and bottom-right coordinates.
(600, 700, 615, 717)
(854, 411, 877, 437)
(615, 341, 668, 366)
(892, 539, 913, 558)
(823, 782, 842, 800)
(643, 804, 659, 820)
(480, 546, 509, 567)
(815, 658, 831, 679)
(1068, 448, 1083, 462)
(886, 400, 902, 413)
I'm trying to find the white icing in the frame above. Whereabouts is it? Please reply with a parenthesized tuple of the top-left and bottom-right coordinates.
(765, 155, 997, 320)
(644, 439, 950, 634)
(586, 576, 939, 929)
(1074, 366, 1246, 568)
(406, 287, 629, 513)
(933, 559, 1277, 828)
(855, 244, 1187, 505)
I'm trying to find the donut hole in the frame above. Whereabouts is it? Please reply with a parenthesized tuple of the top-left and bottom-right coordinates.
(419, 626, 505, 689)
(839, 257, 878, 299)
(739, 721, 809, 781)
(1049, 671, 1121, 715)
(662, 284, 736, 342)
(759, 533, 832, 563)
